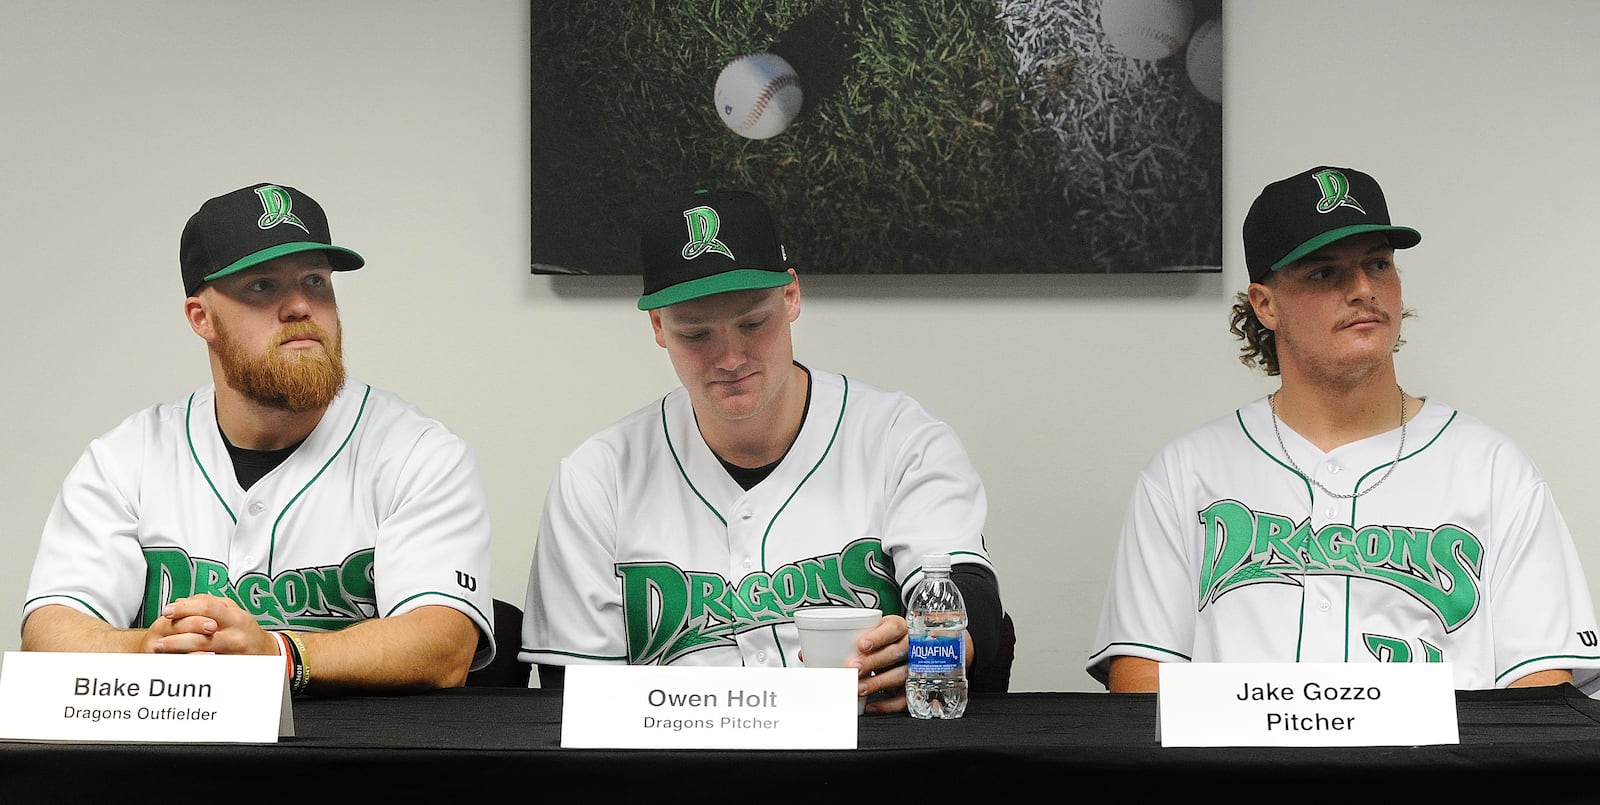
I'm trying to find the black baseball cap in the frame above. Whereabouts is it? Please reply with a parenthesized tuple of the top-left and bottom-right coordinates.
(180, 182, 365, 296)
(637, 189, 794, 311)
(1243, 166, 1421, 283)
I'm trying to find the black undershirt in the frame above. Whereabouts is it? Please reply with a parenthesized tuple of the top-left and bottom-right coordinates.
(713, 362, 813, 490)
(220, 424, 304, 490)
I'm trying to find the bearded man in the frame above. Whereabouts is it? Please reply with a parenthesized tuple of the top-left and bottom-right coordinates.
(20, 183, 496, 696)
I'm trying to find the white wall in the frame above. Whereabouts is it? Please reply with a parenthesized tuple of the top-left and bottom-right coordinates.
(4, 0, 1599, 693)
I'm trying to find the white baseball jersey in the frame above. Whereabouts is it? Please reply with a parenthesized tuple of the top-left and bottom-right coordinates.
(1087, 396, 1600, 690)
(521, 365, 992, 669)
(23, 380, 496, 670)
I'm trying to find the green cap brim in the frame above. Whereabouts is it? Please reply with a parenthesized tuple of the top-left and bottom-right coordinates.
(1270, 225, 1422, 272)
(637, 268, 794, 310)
(203, 242, 366, 284)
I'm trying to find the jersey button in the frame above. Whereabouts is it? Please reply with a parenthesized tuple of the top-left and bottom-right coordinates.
(248, 501, 266, 515)
(1318, 599, 1331, 612)
(741, 511, 754, 521)
(756, 651, 767, 664)
(742, 558, 753, 569)
(1327, 462, 1342, 474)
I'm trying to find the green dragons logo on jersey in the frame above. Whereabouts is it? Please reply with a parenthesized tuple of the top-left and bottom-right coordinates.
(679, 205, 735, 261)
(1197, 500, 1484, 631)
(255, 184, 310, 233)
(139, 547, 376, 631)
(1311, 168, 1366, 215)
(618, 537, 898, 664)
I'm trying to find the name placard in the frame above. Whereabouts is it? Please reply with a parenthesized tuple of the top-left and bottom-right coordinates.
(1156, 662, 1457, 747)
(560, 665, 858, 749)
(0, 651, 292, 743)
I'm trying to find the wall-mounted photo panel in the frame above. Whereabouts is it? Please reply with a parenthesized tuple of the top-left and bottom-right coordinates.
(531, 0, 1222, 275)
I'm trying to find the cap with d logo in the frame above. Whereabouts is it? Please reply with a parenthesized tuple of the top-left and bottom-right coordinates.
(1243, 166, 1421, 283)
(180, 182, 365, 296)
(637, 189, 793, 310)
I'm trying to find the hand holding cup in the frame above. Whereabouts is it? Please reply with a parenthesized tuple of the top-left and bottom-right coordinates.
(794, 606, 882, 715)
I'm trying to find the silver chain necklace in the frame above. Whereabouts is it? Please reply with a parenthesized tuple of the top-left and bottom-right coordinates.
(1269, 385, 1407, 500)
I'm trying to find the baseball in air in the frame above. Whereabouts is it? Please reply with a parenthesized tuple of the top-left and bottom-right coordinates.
(1186, 17, 1222, 103)
(1100, 0, 1195, 61)
(714, 52, 803, 140)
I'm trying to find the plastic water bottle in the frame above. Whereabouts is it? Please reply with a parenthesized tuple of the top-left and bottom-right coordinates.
(905, 552, 968, 719)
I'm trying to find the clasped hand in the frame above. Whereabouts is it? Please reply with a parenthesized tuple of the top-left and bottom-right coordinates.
(145, 593, 276, 656)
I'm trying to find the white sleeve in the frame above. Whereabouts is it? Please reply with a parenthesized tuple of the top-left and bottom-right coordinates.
(880, 411, 993, 593)
(374, 428, 497, 670)
(1486, 470, 1600, 689)
(1086, 449, 1199, 685)
(521, 448, 628, 667)
(23, 424, 149, 630)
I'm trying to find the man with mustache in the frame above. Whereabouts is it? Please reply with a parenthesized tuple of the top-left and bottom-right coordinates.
(1087, 166, 1600, 692)
(20, 183, 496, 695)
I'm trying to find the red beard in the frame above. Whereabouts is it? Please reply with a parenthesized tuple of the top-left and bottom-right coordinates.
(214, 317, 345, 412)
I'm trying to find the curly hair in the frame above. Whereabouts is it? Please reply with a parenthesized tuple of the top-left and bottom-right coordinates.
(1229, 290, 1413, 376)
(1228, 292, 1280, 375)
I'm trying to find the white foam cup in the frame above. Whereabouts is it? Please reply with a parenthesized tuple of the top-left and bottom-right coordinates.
(794, 606, 882, 714)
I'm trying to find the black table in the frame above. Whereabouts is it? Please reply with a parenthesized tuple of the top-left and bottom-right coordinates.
(5, 685, 1600, 800)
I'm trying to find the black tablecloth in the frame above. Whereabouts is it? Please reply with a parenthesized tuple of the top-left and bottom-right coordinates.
(5, 685, 1600, 800)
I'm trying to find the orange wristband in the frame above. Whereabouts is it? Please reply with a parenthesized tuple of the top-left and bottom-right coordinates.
(274, 632, 294, 680)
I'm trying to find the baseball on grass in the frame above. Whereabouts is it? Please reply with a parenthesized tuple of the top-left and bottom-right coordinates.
(1100, 0, 1195, 61)
(714, 52, 803, 140)
(1185, 17, 1222, 103)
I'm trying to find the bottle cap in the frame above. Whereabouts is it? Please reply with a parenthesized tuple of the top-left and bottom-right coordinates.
(922, 553, 951, 573)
